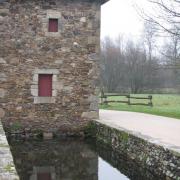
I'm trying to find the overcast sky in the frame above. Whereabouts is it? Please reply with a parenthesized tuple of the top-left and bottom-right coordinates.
(101, 0, 152, 40)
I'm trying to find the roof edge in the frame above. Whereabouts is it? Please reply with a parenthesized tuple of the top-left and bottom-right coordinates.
(100, 0, 109, 5)
(0, 0, 110, 5)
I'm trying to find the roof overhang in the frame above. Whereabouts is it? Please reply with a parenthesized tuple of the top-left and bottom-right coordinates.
(0, 0, 110, 5)
(100, 0, 109, 5)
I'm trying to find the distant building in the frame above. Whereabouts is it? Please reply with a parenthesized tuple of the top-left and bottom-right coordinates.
(0, 0, 108, 135)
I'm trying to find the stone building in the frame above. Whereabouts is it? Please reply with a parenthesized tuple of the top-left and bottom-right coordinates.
(0, 0, 108, 135)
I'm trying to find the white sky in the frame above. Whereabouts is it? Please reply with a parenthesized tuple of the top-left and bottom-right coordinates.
(101, 0, 151, 40)
(98, 157, 129, 180)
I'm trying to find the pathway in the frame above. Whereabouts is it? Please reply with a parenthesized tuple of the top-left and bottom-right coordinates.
(98, 110, 180, 153)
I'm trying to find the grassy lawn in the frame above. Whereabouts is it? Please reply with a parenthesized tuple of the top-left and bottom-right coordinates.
(100, 94, 180, 119)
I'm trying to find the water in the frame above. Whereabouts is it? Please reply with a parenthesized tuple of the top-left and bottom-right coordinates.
(98, 157, 129, 180)
(8, 138, 159, 180)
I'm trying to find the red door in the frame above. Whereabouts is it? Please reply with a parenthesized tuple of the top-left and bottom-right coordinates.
(38, 74, 52, 97)
(37, 173, 51, 180)
(48, 19, 58, 32)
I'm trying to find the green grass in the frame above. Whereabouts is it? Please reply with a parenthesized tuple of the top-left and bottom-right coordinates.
(100, 94, 180, 119)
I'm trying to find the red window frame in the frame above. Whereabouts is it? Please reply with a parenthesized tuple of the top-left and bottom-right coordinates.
(38, 74, 53, 97)
(48, 18, 58, 32)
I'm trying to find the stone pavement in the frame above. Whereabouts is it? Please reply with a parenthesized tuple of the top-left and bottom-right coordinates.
(98, 110, 180, 153)
(0, 121, 19, 180)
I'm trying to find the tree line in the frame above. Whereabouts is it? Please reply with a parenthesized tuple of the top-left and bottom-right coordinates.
(100, 0, 180, 94)
(100, 33, 180, 93)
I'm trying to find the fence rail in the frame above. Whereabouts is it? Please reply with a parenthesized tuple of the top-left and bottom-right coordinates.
(100, 91, 153, 106)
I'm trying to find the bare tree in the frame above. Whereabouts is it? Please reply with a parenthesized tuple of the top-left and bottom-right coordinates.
(100, 37, 160, 93)
(142, 20, 159, 88)
(135, 0, 180, 37)
(162, 34, 180, 87)
(100, 30, 180, 94)
(100, 37, 126, 92)
(125, 41, 145, 93)
(143, 20, 157, 61)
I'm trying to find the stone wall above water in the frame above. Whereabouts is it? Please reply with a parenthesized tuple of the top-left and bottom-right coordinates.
(92, 121, 180, 180)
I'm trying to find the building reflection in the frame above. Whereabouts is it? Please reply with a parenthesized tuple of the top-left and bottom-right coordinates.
(8, 138, 160, 180)
(9, 139, 98, 180)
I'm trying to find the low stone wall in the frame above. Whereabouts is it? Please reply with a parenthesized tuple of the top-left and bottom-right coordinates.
(0, 121, 19, 180)
(91, 121, 180, 180)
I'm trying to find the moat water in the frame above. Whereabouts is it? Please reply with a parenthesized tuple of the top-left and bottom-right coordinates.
(8, 138, 159, 180)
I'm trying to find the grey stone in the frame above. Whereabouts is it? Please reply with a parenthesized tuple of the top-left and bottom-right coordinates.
(16, 106, 22, 112)
(88, 95, 97, 102)
(0, 16, 5, 22)
(88, 36, 97, 44)
(55, 60, 63, 64)
(0, 9, 9, 16)
(80, 17, 86, 23)
(0, 108, 5, 118)
(33, 74, 38, 82)
(9, 57, 19, 65)
(90, 102, 98, 111)
(0, 73, 7, 81)
(34, 97, 56, 104)
(61, 47, 71, 52)
(31, 85, 38, 89)
(52, 90, 57, 96)
(0, 89, 6, 98)
(64, 86, 73, 92)
(0, 121, 19, 179)
(43, 132, 53, 140)
(88, 53, 99, 61)
(0, 58, 6, 64)
(81, 111, 99, 119)
(31, 90, 38, 97)
(53, 82, 64, 91)
(34, 69, 59, 75)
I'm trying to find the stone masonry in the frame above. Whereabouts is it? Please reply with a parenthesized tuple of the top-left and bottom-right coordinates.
(0, 0, 108, 135)
(0, 121, 19, 180)
(92, 121, 180, 180)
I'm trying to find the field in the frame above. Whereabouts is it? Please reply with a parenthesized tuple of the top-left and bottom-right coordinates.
(100, 94, 180, 119)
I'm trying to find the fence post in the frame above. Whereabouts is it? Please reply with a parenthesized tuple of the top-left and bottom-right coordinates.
(127, 94, 130, 105)
(100, 90, 104, 104)
(148, 95, 153, 107)
(103, 94, 108, 105)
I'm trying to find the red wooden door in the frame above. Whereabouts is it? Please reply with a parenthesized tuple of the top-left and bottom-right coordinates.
(37, 173, 51, 180)
(48, 19, 58, 32)
(38, 74, 52, 97)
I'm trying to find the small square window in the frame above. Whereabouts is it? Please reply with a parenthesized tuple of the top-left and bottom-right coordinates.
(38, 74, 52, 97)
(48, 18, 58, 32)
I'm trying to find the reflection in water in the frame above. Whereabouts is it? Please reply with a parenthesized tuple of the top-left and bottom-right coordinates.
(8, 138, 159, 180)
(98, 157, 129, 180)
(9, 139, 98, 180)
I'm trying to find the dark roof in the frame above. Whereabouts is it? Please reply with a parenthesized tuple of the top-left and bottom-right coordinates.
(0, 0, 109, 5)
(99, 0, 109, 4)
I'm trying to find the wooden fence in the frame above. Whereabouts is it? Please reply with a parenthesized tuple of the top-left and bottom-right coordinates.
(100, 91, 153, 106)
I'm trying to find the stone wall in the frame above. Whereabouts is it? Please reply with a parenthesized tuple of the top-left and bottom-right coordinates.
(0, 0, 102, 135)
(92, 121, 180, 180)
(0, 121, 19, 180)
